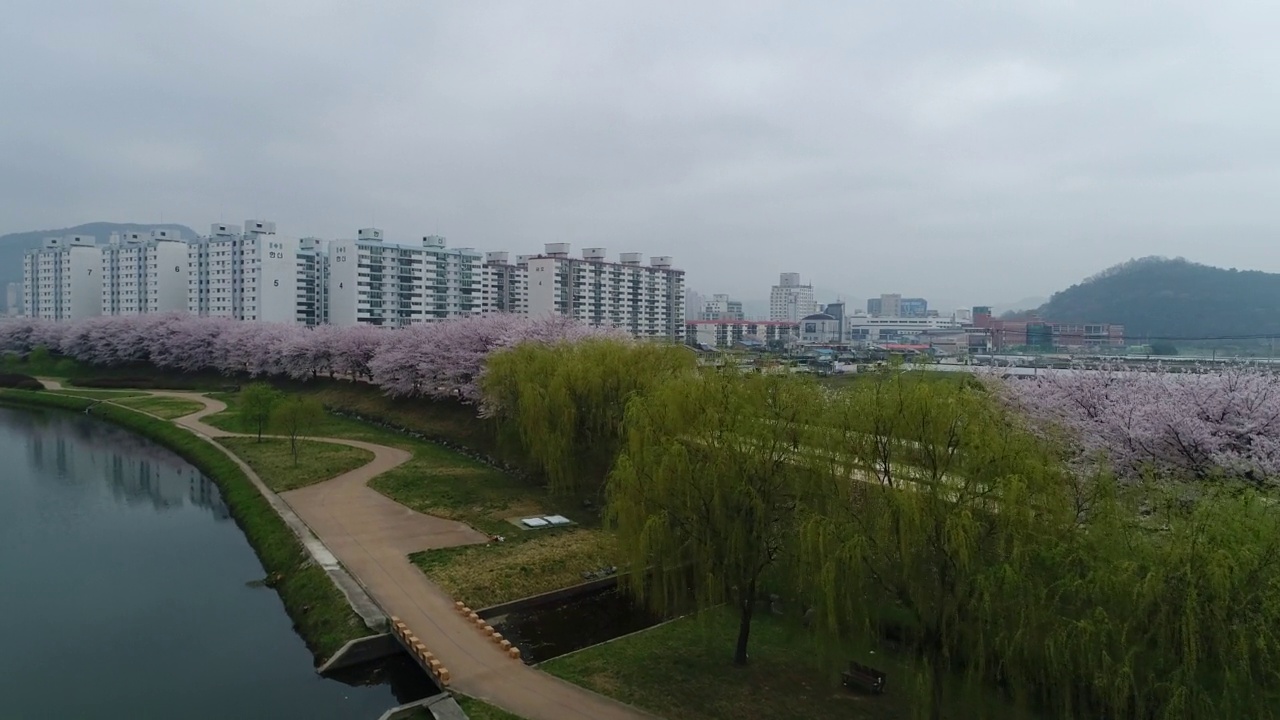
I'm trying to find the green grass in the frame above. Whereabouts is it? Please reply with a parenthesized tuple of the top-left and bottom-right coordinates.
(0, 388, 371, 661)
(219, 437, 374, 492)
(542, 609, 1035, 720)
(208, 391, 555, 537)
(114, 395, 207, 419)
(455, 695, 527, 720)
(411, 528, 616, 609)
(48, 388, 149, 399)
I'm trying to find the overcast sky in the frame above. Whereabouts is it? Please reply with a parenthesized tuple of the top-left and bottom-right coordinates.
(4, 1, 1279, 310)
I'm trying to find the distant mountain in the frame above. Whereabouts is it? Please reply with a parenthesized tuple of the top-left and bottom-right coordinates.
(0, 222, 196, 312)
(1035, 257, 1280, 340)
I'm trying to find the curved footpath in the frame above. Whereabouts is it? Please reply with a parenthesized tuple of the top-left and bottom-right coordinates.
(43, 382, 656, 720)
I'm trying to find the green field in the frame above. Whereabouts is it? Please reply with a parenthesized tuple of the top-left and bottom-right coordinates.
(219, 437, 374, 492)
(114, 395, 207, 419)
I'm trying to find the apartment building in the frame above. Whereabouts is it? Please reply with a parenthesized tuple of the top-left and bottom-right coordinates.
(525, 244, 685, 341)
(22, 235, 103, 320)
(101, 229, 189, 315)
(480, 252, 529, 315)
(699, 293, 744, 321)
(686, 319, 798, 349)
(769, 272, 817, 322)
(187, 220, 327, 325)
(328, 229, 483, 327)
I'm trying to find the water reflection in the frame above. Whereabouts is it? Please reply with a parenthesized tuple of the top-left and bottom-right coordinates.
(12, 408, 230, 518)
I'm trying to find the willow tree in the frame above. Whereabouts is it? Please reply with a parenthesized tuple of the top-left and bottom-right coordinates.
(608, 369, 821, 665)
(799, 369, 1076, 719)
(480, 338, 694, 496)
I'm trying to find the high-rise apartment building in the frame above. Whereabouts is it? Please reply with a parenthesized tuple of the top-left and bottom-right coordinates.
(480, 252, 529, 315)
(328, 229, 483, 327)
(101, 229, 189, 315)
(23, 235, 103, 320)
(769, 272, 817, 322)
(5, 282, 22, 317)
(187, 220, 327, 325)
(524, 244, 685, 341)
(699, 293, 744, 321)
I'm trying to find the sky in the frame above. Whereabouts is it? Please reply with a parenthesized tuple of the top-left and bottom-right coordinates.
(4, 1, 1280, 311)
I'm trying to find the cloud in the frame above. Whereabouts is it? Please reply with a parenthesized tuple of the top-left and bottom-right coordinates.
(3, 0, 1279, 310)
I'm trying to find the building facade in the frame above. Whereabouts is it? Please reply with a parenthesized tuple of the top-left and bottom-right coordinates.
(699, 293, 744, 321)
(101, 230, 189, 315)
(6, 282, 22, 317)
(525, 244, 685, 341)
(769, 272, 817, 321)
(480, 252, 529, 315)
(867, 294, 928, 318)
(686, 320, 798, 349)
(187, 221, 327, 325)
(328, 230, 483, 327)
(23, 235, 103, 321)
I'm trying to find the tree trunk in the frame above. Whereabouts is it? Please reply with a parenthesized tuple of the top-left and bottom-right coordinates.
(733, 580, 756, 666)
(928, 639, 945, 720)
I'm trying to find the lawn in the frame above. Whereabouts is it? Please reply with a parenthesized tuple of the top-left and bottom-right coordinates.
(114, 395, 207, 419)
(455, 695, 527, 720)
(542, 609, 1037, 720)
(410, 528, 617, 609)
(219, 437, 374, 492)
(48, 388, 149, 400)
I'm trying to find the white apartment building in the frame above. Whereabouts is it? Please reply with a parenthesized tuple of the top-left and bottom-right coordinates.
(187, 220, 327, 325)
(23, 235, 103, 321)
(5, 282, 21, 317)
(699, 293, 744, 321)
(769, 272, 817, 322)
(328, 229, 483, 327)
(480, 252, 529, 315)
(101, 229, 189, 315)
(525, 244, 685, 341)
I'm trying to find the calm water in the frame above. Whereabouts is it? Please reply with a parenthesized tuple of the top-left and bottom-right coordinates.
(0, 406, 429, 720)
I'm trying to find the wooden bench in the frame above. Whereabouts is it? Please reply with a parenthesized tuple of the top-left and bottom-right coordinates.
(841, 661, 886, 694)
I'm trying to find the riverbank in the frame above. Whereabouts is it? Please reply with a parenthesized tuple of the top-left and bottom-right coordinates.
(0, 388, 371, 660)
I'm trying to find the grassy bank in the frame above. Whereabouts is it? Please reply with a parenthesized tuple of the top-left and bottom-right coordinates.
(542, 609, 1034, 720)
(0, 388, 371, 660)
(114, 395, 207, 419)
(219, 437, 373, 492)
(410, 529, 617, 609)
(455, 696, 526, 720)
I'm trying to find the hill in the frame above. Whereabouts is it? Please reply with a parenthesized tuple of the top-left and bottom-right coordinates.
(0, 222, 196, 312)
(1036, 256, 1280, 341)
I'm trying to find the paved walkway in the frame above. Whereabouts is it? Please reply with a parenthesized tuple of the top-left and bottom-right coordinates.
(45, 381, 656, 720)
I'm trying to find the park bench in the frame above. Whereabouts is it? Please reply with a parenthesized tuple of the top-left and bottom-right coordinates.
(841, 661, 886, 694)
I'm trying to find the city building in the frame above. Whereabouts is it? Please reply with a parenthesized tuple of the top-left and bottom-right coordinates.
(970, 308, 1124, 350)
(846, 313, 962, 343)
(684, 289, 706, 322)
(525, 244, 685, 341)
(699, 293, 744, 321)
(686, 320, 798, 349)
(5, 282, 21, 317)
(769, 272, 817, 321)
(187, 220, 328, 325)
(101, 229, 189, 315)
(328, 229, 482, 327)
(480, 252, 529, 315)
(867, 293, 928, 317)
(23, 235, 103, 320)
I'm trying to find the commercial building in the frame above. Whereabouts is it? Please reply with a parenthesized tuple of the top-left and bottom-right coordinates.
(970, 308, 1124, 350)
(187, 220, 328, 325)
(686, 320, 798, 349)
(328, 229, 482, 327)
(525, 244, 685, 341)
(867, 294, 928, 318)
(101, 229, 189, 315)
(769, 273, 817, 322)
(480, 252, 529, 315)
(699, 293, 744, 321)
(23, 235, 103, 321)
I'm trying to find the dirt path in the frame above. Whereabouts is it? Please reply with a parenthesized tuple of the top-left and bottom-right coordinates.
(47, 383, 657, 720)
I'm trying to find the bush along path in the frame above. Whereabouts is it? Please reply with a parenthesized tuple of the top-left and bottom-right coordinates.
(38, 381, 658, 720)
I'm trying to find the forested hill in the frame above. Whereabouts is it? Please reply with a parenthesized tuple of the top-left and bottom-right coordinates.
(1035, 256, 1280, 340)
(0, 222, 195, 312)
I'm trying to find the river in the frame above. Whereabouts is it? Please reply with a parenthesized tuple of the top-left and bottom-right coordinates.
(0, 405, 429, 719)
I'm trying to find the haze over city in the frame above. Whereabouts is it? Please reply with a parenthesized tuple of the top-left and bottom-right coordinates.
(5, 1, 1280, 308)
